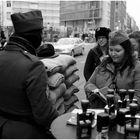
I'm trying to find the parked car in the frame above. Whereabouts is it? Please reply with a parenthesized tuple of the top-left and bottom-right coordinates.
(54, 37, 85, 57)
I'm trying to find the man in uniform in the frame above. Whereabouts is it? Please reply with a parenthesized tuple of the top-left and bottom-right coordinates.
(0, 10, 58, 138)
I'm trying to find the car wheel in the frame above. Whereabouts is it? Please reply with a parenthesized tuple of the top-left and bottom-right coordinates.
(71, 50, 75, 57)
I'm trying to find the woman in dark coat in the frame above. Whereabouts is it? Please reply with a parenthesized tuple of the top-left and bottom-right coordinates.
(0, 30, 6, 48)
(0, 10, 58, 138)
(83, 27, 111, 81)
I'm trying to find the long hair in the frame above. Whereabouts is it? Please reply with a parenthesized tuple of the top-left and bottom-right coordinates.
(100, 39, 135, 75)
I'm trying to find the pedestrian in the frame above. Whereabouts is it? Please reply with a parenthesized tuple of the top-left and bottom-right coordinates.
(84, 30, 140, 109)
(83, 27, 111, 81)
(128, 31, 140, 59)
(0, 30, 6, 49)
(0, 10, 58, 138)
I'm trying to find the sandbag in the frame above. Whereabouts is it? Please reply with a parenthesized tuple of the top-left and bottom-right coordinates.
(41, 54, 76, 75)
(65, 105, 79, 113)
(65, 74, 80, 88)
(48, 83, 66, 105)
(41, 58, 63, 76)
(57, 103, 65, 115)
(64, 95, 79, 111)
(54, 97, 64, 110)
(64, 64, 78, 78)
(48, 73, 65, 88)
(63, 85, 79, 101)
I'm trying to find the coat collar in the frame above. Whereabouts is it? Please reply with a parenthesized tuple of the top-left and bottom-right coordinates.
(93, 44, 108, 57)
(105, 61, 130, 74)
(106, 63, 115, 74)
(93, 45, 103, 57)
(5, 35, 36, 55)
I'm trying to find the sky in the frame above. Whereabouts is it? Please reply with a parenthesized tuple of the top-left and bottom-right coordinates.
(126, 0, 140, 29)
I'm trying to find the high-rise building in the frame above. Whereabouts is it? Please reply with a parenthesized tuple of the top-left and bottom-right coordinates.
(0, 0, 60, 40)
(60, 0, 111, 35)
(110, 1, 127, 31)
(0, 0, 60, 30)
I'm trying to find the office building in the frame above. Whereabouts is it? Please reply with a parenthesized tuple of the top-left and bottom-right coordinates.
(60, 0, 111, 35)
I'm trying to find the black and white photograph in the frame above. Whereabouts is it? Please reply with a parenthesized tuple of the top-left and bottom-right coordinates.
(0, 0, 140, 139)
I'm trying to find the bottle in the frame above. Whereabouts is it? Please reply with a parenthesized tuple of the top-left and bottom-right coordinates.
(127, 89, 137, 105)
(125, 103, 139, 139)
(128, 89, 135, 103)
(104, 94, 115, 114)
(118, 89, 127, 108)
(96, 112, 109, 139)
(77, 114, 92, 139)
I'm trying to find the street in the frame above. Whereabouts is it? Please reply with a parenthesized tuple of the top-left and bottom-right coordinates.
(74, 43, 95, 107)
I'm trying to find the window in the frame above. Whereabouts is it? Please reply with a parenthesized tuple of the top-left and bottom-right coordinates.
(116, 2, 118, 9)
(7, 1, 11, 7)
(7, 12, 11, 20)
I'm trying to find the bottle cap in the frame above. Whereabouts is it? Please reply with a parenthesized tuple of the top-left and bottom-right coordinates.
(81, 99, 89, 113)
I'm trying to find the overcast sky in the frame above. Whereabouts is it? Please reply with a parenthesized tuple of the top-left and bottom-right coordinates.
(126, 0, 140, 29)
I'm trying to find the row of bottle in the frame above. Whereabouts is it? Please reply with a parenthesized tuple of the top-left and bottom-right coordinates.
(76, 88, 139, 139)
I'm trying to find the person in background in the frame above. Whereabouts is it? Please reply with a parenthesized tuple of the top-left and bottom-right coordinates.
(84, 30, 140, 109)
(129, 31, 140, 59)
(83, 27, 111, 81)
(0, 10, 58, 138)
(0, 30, 6, 48)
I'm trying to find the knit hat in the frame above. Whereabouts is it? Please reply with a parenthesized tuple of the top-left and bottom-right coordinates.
(11, 10, 43, 34)
(95, 27, 111, 40)
(37, 43, 59, 58)
(109, 30, 129, 46)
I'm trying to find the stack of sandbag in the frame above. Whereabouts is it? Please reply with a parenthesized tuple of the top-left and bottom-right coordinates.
(38, 43, 80, 114)
(41, 54, 80, 114)
(47, 73, 66, 115)
(44, 54, 80, 112)
(41, 57, 66, 115)
(63, 61, 80, 113)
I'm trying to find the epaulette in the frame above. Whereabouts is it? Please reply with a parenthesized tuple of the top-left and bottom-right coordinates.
(21, 50, 39, 62)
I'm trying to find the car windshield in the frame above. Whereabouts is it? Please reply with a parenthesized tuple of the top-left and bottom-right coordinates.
(56, 38, 75, 45)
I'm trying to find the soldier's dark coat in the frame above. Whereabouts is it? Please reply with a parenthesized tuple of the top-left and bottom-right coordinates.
(0, 35, 58, 138)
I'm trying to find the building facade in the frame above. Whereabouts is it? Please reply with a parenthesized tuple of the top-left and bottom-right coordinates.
(0, 0, 60, 38)
(110, 1, 127, 31)
(0, 0, 139, 39)
(60, 1, 111, 36)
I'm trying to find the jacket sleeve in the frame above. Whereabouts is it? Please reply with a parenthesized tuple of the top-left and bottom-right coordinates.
(84, 67, 99, 98)
(83, 49, 96, 81)
(134, 63, 140, 110)
(26, 61, 59, 128)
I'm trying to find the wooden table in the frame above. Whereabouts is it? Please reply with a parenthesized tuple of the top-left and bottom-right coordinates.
(51, 112, 124, 139)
